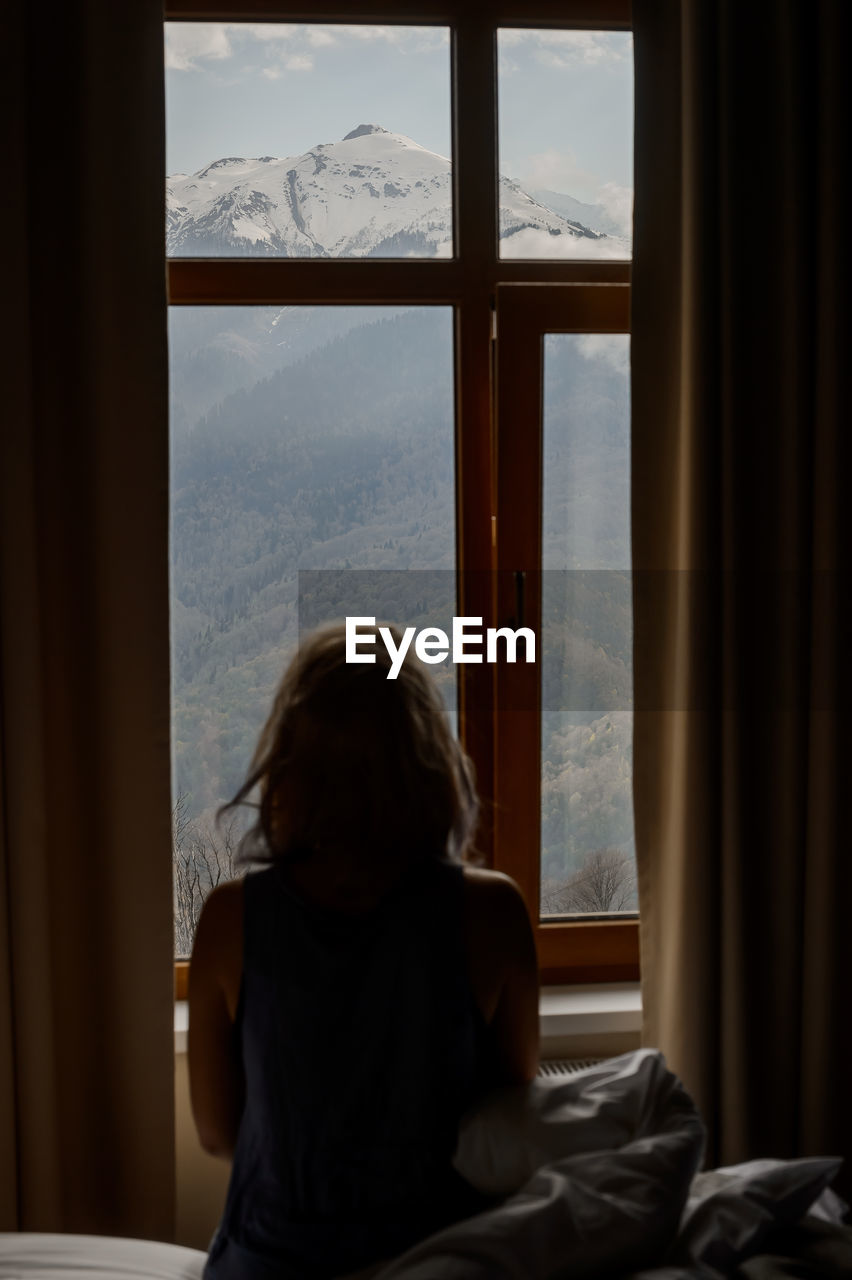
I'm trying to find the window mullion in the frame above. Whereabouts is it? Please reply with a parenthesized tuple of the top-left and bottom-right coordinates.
(453, 18, 499, 285)
(452, 18, 500, 864)
(493, 293, 544, 912)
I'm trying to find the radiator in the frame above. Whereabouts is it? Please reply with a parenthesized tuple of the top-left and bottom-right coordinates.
(537, 1058, 602, 1080)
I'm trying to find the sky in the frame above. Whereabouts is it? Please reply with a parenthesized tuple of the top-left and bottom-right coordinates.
(165, 23, 633, 224)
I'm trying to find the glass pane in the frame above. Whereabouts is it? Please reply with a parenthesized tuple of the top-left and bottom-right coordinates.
(540, 335, 635, 916)
(170, 307, 455, 953)
(498, 29, 633, 259)
(165, 24, 452, 258)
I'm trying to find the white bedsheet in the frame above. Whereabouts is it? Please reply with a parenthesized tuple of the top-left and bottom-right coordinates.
(374, 1049, 845, 1280)
(0, 1233, 206, 1280)
(2, 1052, 845, 1279)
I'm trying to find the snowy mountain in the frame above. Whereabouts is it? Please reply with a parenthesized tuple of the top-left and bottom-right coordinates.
(166, 123, 627, 259)
(530, 188, 626, 238)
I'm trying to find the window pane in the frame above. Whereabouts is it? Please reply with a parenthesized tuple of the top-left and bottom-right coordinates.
(498, 30, 633, 260)
(170, 306, 455, 953)
(165, 24, 452, 258)
(540, 335, 635, 916)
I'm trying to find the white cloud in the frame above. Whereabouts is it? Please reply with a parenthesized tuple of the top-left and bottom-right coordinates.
(305, 29, 337, 48)
(513, 151, 633, 237)
(239, 24, 298, 43)
(238, 22, 446, 52)
(165, 24, 232, 71)
(499, 29, 630, 65)
(500, 228, 630, 261)
(328, 24, 448, 52)
(518, 147, 587, 195)
(259, 46, 315, 79)
(575, 333, 631, 376)
(166, 21, 447, 72)
(595, 182, 633, 237)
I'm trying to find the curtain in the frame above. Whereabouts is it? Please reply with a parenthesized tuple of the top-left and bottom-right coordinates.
(0, 1, 174, 1238)
(632, 0, 852, 1190)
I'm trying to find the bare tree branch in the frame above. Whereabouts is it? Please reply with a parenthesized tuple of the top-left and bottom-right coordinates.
(173, 793, 243, 956)
(542, 847, 637, 915)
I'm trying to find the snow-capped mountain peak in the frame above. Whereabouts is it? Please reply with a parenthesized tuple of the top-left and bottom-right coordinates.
(342, 123, 389, 140)
(166, 126, 627, 260)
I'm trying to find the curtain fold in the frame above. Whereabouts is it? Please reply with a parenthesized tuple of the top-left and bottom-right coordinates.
(632, 0, 852, 1190)
(1, 2, 174, 1237)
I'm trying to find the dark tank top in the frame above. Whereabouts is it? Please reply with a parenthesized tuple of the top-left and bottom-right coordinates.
(204, 856, 495, 1280)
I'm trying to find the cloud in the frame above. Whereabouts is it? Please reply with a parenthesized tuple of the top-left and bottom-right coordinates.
(499, 29, 630, 66)
(513, 151, 633, 237)
(166, 21, 448, 72)
(165, 24, 232, 71)
(595, 182, 633, 237)
(261, 51, 313, 78)
(575, 333, 631, 376)
(305, 29, 337, 48)
(518, 148, 588, 195)
(500, 228, 630, 261)
(239, 24, 298, 42)
(333, 24, 449, 52)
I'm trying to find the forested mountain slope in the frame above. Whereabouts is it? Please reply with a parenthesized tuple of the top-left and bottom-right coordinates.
(170, 307, 635, 916)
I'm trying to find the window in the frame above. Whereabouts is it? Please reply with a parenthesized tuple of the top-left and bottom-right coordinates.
(167, 0, 636, 989)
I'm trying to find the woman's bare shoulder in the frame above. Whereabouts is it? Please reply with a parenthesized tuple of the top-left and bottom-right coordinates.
(191, 878, 244, 1019)
(460, 865, 534, 965)
(199, 876, 244, 926)
(462, 865, 528, 915)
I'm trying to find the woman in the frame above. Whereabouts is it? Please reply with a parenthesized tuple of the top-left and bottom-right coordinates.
(189, 623, 539, 1279)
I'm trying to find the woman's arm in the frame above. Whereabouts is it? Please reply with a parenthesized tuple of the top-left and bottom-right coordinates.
(188, 879, 245, 1159)
(463, 869, 540, 1084)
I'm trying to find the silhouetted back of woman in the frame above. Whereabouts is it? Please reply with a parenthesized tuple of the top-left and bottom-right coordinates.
(189, 623, 539, 1280)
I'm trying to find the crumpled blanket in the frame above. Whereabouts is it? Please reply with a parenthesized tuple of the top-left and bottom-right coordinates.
(371, 1049, 848, 1280)
(1, 1052, 847, 1279)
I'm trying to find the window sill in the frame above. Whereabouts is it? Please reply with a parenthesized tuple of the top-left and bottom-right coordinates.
(539, 982, 641, 1060)
(175, 1000, 188, 1055)
(174, 983, 642, 1058)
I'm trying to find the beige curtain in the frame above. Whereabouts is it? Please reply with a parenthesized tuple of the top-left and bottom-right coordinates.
(0, 2, 175, 1237)
(632, 0, 851, 1192)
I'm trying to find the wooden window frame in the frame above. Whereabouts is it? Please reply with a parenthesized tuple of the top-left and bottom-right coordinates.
(167, 0, 637, 996)
(494, 284, 637, 984)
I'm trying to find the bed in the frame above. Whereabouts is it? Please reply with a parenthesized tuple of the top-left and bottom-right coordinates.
(3, 1052, 850, 1279)
(0, 1233, 206, 1279)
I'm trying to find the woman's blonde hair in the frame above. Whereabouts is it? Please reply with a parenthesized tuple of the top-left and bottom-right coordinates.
(224, 622, 478, 866)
